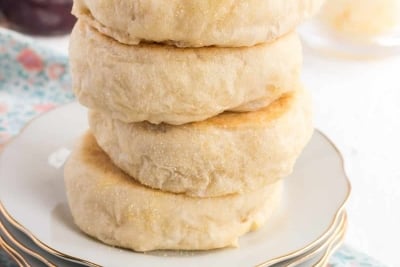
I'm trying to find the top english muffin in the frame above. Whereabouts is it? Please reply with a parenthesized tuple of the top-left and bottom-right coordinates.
(73, 0, 324, 47)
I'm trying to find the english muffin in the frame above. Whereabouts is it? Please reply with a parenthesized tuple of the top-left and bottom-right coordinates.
(73, 0, 324, 47)
(64, 133, 283, 251)
(89, 88, 313, 197)
(70, 21, 302, 125)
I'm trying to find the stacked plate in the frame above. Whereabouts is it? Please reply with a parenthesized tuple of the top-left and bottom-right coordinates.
(0, 103, 351, 267)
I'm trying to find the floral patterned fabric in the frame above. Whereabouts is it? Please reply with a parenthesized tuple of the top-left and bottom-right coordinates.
(329, 245, 387, 267)
(0, 28, 73, 146)
(0, 27, 387, 267)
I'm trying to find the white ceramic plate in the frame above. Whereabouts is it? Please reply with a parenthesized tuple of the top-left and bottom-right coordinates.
(0, 103, 350, 267)
(0, 209, 346, 267)
(274, 211, 347, 267)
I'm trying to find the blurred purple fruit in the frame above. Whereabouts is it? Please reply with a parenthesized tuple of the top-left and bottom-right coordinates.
(0, 0, 76, 36)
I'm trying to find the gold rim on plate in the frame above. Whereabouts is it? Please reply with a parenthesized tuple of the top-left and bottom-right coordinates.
(314, 217, 348, 267)
(0, 214, 56, 267)
(314, 222, 347, 267)
(0, 236, 22, 267)
(0, 201, 100, 267)
(0, 102, 351, 267)
(0, 234, 29, 267)
(0, 211, 348, 267)
(285, 211, 347, 267)
(256, 130, 351, 267)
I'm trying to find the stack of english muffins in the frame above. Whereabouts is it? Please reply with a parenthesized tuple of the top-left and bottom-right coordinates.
(64, 0, 323, 252)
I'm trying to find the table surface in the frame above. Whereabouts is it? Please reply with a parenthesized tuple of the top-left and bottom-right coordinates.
(302, 47, 400, 267)
(2, 32, 398, 267)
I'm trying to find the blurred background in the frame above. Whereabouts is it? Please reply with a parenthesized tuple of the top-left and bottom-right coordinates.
(301, 0, 400, 56)
(0, 0, 75, 36)
(0, 0, 399, 266)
